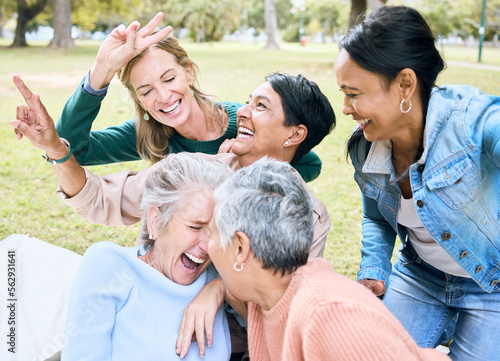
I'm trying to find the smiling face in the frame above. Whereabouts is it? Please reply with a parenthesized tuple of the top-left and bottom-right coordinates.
(231, 81, 294, 166)
(129, 47, 195, 130)
(149, 189, 215, 285)
(334, 49, 404, 143)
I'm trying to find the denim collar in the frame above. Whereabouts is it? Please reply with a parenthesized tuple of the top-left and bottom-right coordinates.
(362, 140, 393, 175)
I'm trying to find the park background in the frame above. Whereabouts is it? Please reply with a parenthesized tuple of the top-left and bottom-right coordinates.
(1, 0, 499, 280)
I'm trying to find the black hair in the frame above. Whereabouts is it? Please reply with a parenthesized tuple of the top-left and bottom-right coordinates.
(340, 6, 445, 161)
(266, 72, 336, 164)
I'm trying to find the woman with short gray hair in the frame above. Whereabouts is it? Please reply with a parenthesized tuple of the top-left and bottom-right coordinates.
(208, 158, 450, 361)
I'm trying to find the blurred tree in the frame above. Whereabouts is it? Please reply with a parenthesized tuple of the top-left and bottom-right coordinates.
(349, 0, 366, 28)
(172, 0, 240, 42)
(264, 0, 280, 48)
(49, 0, 75, 47)
(11, 0, 49, 47)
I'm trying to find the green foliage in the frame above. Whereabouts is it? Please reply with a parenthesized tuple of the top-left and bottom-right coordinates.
(171, 0, 240, 42)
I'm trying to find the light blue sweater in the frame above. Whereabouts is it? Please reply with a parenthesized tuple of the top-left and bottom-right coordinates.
(61, 242, 231, 360)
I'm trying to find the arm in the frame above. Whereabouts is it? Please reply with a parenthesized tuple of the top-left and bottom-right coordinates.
(309, 195, 330, 258)
(56, 13, 172, 165)
(481, 96, 500, 168)
(356, 194, 397, 295)
(12, 75, 145, 226)
(292, 150, 322, 183)
(55, 77, 141, 165)
(62, 243, 128, 360)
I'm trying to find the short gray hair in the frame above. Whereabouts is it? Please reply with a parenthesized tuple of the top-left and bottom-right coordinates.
(140, 153, 233, 248)
(214, 157, 314, 275)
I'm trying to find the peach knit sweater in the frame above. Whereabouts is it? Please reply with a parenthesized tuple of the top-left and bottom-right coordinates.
(247, 258, 450, 361)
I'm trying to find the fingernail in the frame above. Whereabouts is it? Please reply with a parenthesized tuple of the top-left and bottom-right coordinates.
(199, 352, 204, 359)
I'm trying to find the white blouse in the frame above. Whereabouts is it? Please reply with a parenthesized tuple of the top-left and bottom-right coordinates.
(397, 196, 471, 278)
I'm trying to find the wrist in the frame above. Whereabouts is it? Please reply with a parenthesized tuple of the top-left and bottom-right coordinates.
(43, 138, 71, 164)
(89, 63, 115, 90)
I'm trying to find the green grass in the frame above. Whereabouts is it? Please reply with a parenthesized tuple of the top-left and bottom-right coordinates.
(1, 39, 499, 278)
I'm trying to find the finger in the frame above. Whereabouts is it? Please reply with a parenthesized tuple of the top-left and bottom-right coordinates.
(124, 22, 139, 52)
(204, 313, 215, 348)
(113, 23, 126, 36)
(145, 26, 173, 46)
(195, 321, 206, 359)
(12, 122, 23, 140)
(13, 74, 35, 106)
(11, 118, 37, 143)
(177, 312, 196, 358)
(137, 12, 164, 37)
(16, 104, 30, 125)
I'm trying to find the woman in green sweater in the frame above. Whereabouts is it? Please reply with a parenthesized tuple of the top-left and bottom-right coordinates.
(53, 12, 322, 182)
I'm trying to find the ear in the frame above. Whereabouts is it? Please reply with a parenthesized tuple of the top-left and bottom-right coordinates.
(186, 64, 195, 85)
(397, 68, 418, 101)
(146, 206, 161, 238)
(286, 124, 308, 147)
(233, 231, 251, 265)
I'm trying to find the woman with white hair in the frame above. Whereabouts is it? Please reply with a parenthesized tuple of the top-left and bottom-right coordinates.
(62, 153, 233, 360)
(208, 157, 450, 361)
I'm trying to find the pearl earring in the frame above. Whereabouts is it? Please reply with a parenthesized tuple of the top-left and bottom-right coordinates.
(284, 141, 289, 147)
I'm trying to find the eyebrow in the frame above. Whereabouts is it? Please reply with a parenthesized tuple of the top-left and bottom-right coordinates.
(135, 69, 176, 92)
(340, 85, 359, 91)
(248, 93, 272, 103)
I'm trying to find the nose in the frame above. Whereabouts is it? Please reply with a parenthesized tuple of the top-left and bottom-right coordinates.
(198, 231, 210, 253)
(156, 84, 171, 103)
(342, 96, 354, 116)
(236, 103, 251, 120)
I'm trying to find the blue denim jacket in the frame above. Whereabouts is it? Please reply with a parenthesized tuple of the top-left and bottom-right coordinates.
(351, 85, 500, 293)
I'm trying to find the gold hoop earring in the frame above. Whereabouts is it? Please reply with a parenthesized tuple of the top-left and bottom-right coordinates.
(400, 99, 412, 114)
(233, 262, 245, 272)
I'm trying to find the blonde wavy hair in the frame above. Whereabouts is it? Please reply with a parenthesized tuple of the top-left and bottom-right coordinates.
(117, 35, 224, 165)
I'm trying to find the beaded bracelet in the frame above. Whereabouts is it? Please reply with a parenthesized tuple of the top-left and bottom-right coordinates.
(42, 138, 71, 164)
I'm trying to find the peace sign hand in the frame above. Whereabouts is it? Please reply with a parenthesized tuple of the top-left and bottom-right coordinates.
(90, 12, 173, 89)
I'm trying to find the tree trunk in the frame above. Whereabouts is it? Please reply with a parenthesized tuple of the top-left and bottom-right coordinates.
(349, 0, 367, 29)
(264, 0, 279, 49)
(11, 0, 49, 47)
(368, 0, 387, 10)
(49, 0, 75, 48)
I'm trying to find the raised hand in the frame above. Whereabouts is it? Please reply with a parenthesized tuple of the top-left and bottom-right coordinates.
(11, 74, 68, 158)
(90, 12, 173, 89)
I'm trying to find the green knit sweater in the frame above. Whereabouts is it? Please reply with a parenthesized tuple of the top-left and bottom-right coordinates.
(56, 79, 322, 182)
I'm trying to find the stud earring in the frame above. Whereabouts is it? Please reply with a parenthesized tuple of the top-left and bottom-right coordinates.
(148, 234, 153, 240)
(284, 141, 289, 147)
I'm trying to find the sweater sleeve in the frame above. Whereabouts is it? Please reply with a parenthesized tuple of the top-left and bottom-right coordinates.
(309, 195, 330, 258)
(292, 151, 322, 183)
(61, 243, 131, 361)
(55, 77, 141, 166)
(56, 167, 148, 226)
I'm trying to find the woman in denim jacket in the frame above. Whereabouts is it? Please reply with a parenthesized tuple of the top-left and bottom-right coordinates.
(334, 6, 500, 361)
